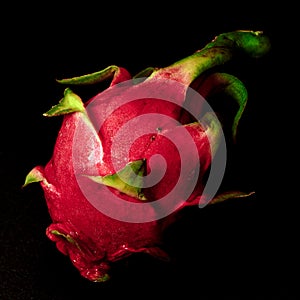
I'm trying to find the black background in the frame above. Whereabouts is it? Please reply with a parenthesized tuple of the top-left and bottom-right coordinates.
(1, 3, 297, 299)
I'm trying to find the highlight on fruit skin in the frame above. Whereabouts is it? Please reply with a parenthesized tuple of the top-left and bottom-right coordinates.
(23, 30, 270, 282)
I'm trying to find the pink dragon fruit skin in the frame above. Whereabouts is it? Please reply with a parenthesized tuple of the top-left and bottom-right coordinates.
(23, 30, 270, 282)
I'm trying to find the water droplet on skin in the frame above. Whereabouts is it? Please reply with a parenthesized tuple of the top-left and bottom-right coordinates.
(121, 244, 129, 250)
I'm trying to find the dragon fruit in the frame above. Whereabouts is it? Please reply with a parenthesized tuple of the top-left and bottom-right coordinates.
(23, 30, 270, 282)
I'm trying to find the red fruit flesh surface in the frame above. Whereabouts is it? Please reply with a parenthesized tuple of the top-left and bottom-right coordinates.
(36, 75, 212, 281)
